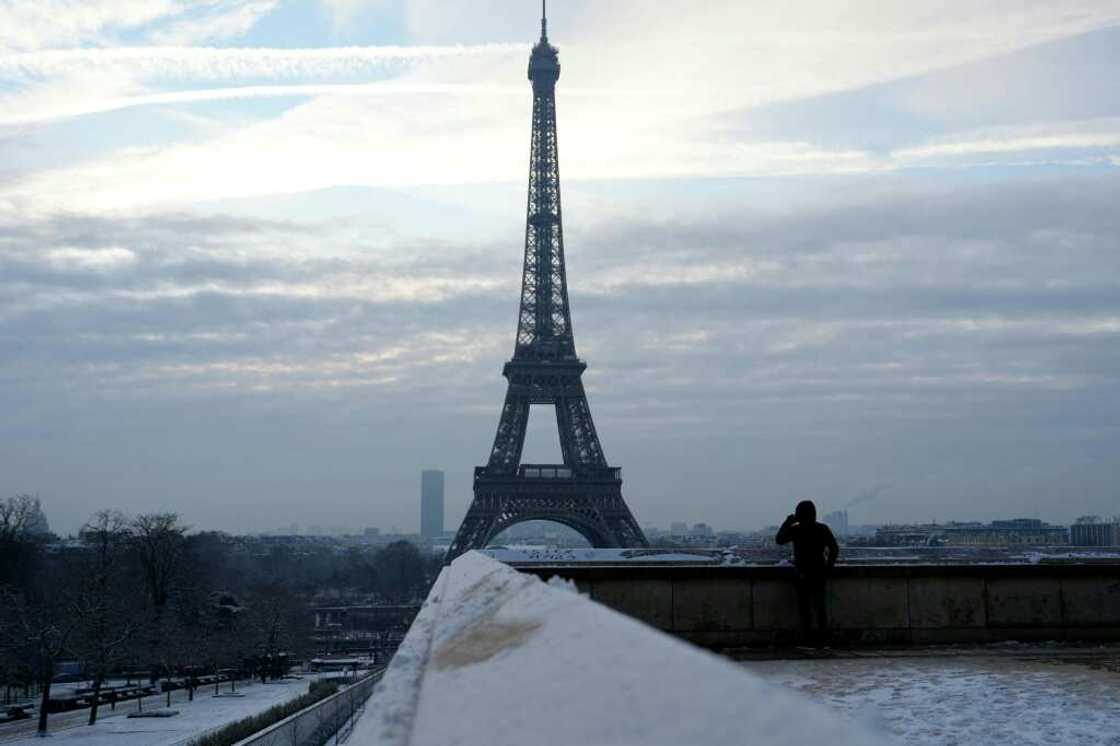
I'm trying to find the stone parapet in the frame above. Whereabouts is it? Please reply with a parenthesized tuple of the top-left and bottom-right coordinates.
(516, 563, 1120, 646)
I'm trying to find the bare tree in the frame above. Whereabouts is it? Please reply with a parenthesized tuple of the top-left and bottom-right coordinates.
(0, 589, 75, 736)
(246, 588, 286, 683)
(130, 513, 188, 696)
(0, 495, 53, 716)
(72, 511, 141, 725)
(244, 581, 312, 683)
(131, 513, 187, 610)
(0, 494, 39, 541)
(0, 495, 46, 592)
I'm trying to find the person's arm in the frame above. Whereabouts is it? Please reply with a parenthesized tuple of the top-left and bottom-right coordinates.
(775, 514, 796, 545)
(825, 525, 839, 569)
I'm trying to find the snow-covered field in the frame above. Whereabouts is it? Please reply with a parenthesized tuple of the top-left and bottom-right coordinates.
(747, 655, 1120, 746)
(0, 676, 319, 745)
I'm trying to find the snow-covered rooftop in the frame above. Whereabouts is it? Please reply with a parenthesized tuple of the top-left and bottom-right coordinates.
(480, 546, 733, 565)
(482, 545, 1120, 567)
(351, 550, 887, 745)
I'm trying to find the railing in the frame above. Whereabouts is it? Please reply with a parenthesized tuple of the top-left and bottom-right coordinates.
(474, 464, 622, 481)
(520, 464, 573, 479)
(232, 669, 384, 746)
(519, 464, 621, 480)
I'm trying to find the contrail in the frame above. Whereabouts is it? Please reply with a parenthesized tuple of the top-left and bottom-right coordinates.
(0, 81, 668, 126)
(0, 44, 528, 81)
(0, 83, 523, 126)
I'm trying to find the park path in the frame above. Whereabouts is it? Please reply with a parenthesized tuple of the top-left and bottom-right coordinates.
(0, 676, 321, 745)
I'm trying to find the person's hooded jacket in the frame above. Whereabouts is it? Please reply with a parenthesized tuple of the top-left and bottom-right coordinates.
(775, 500, 839, 574)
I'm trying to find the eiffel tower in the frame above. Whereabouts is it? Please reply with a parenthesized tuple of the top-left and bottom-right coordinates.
(446, 3, 648, 562)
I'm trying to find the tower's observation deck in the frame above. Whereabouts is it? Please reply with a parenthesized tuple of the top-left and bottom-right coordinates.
(528, 16, 560, 88)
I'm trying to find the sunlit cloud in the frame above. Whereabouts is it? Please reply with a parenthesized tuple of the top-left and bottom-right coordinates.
(894, 120, 1120, 160)
(46, 246, 138, 271)
(0, 0, 280, 52)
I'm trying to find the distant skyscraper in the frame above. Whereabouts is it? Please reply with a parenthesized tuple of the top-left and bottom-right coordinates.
(823, 510, 849, 536)
(421, 470, 445, 538)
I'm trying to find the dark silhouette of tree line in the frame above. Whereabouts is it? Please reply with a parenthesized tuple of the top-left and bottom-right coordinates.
(0, 495, 437, 736)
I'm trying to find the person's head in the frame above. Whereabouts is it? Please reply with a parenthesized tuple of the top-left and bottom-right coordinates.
(795, 499, 816, 523)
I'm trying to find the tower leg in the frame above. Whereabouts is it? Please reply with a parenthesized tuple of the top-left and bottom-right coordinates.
(446, 499, 502, 561)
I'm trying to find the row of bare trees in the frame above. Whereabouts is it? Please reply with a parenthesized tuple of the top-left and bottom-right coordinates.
(0, 498, 314, 736)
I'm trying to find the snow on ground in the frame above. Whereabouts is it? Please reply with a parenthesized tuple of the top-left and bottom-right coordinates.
(746, 655, 1120, 746)
(0, 676, 319, 746)
(480, 546, 731, 564)
(481, 546, 1120, 566)
(352, 551, 887, 746)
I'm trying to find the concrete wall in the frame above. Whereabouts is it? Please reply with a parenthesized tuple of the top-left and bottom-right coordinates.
(519, 564, 1120, 647)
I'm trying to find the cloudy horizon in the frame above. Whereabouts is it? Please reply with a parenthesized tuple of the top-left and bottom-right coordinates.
(2, 1, 1118, 536)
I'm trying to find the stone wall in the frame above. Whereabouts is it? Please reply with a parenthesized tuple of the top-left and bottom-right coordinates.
(518, 564, 1120, 647)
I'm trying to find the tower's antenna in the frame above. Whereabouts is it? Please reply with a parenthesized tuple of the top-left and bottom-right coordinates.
(541, 0, 548, 41)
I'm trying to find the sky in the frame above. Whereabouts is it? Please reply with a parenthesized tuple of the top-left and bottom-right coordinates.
(1, 1, 1119, 537)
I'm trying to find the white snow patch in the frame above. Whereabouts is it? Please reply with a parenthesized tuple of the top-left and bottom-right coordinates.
(748, 656, 1120, 746)
(481, 546, 734, 564)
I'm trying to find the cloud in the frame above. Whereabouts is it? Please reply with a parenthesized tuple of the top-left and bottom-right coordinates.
(5, 6, 1119, 211)
(319, 0, 398, 33)
(3, 1, 1120, 532)
(0, 42, 529, 130)
(46, 246, 137, 271)
(3, 1, 1119, 215)
(0, 0, 282, 53)
(0, 43, 526, 82)
(5, 173, 1120, 531)
(893, 120, 1120, 160)
(0, 81, 526, 126)
(0, 0, 175, 52)
(145, 1, 279, 46)
(3, 173, 1117, 401)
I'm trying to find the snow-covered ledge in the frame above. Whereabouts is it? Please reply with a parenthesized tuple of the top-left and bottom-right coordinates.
(351, 551, 886, 745)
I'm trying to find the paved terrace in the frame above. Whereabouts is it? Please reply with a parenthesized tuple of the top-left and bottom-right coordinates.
(743, 645, 1120, 745)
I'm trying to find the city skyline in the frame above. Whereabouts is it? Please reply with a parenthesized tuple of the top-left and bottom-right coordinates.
(2, 1, 1119, 536)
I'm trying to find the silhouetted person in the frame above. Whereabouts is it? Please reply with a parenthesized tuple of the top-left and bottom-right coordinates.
(776, 500, 839, 644)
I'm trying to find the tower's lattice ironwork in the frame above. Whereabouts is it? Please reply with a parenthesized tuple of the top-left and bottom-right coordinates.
(446, 5, 648, 561)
